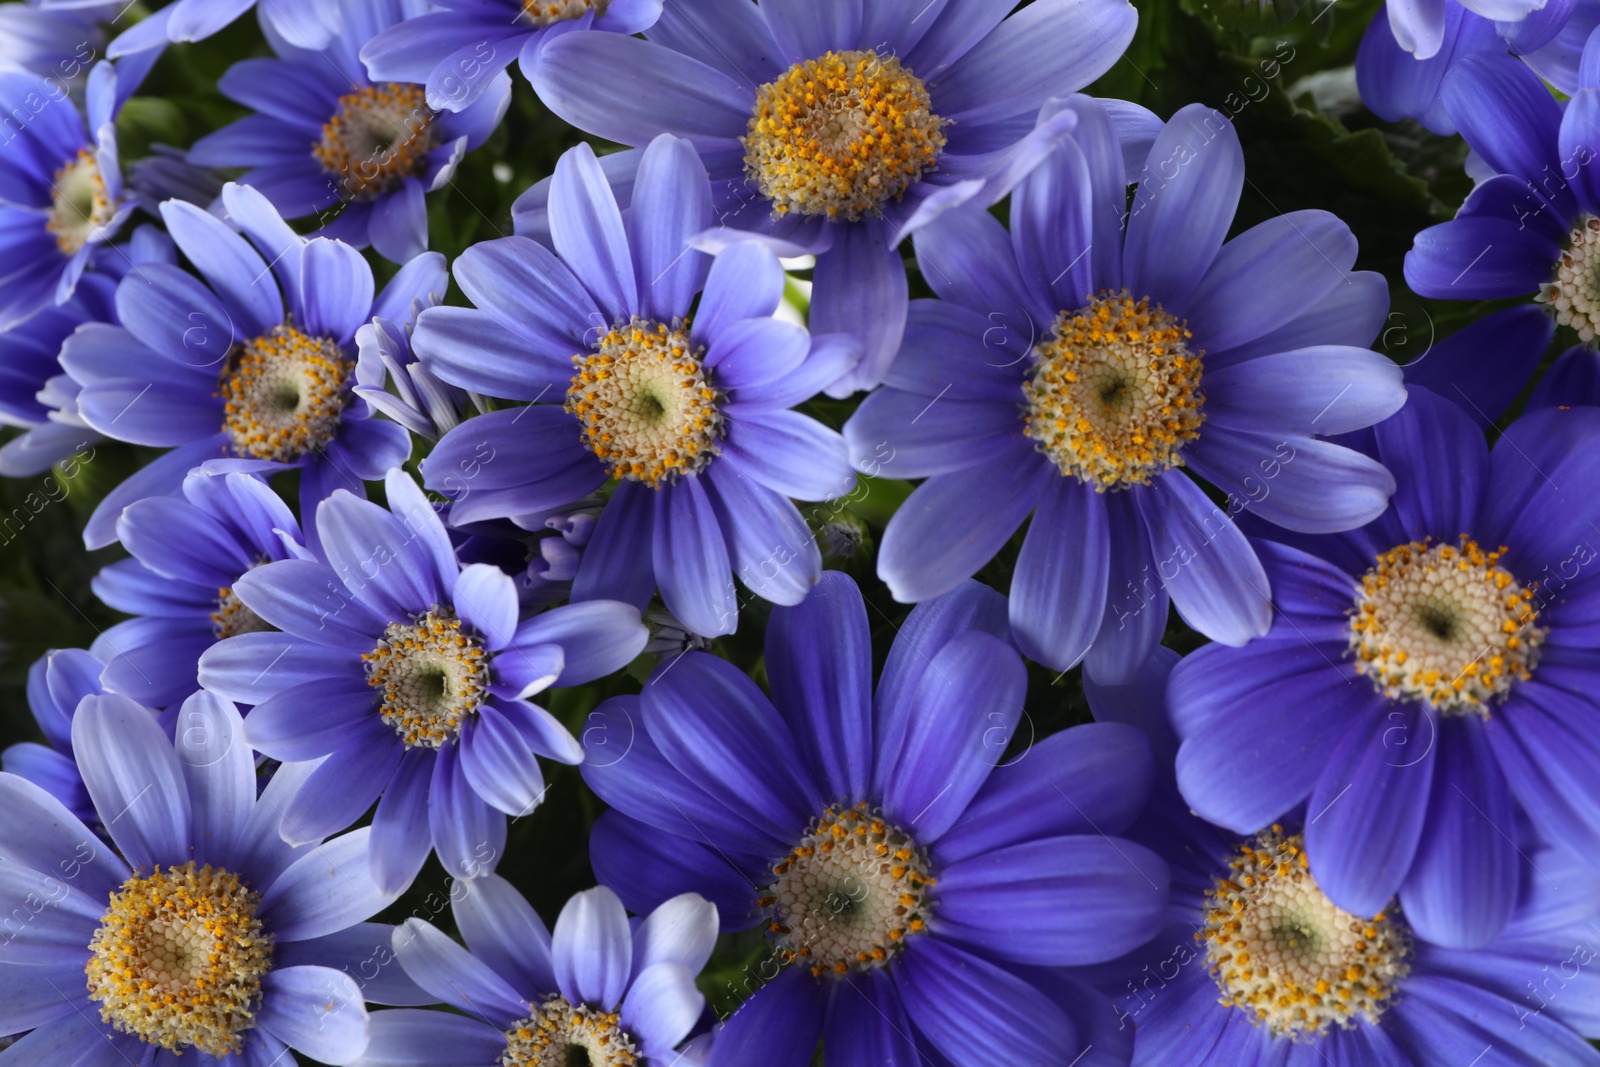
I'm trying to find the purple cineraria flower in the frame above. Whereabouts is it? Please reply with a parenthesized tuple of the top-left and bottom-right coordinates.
(527, 0, 1139, 393)
(1405, 33, 1600, 339)
(189, 0, 511, 263)
(0, 689, 418, 1065)
(1356, 0, 1596, 134)
(352, 880, 717, 1067)
(582, 571, 1168, 1067)
(1371, 0, 1556, 60)
(846, 96, 1405, 681)
(0, 224, 181, 478)
(360, 0, 663, 115)
(416, 135, 857, 638)
(0, 647, 107, 828)
(355, 296, 480, 442)
(1087, 648, 1600, 1067)
(196, 469, 650, 893)
(92, 468, 306, 710)
(1170, 383, 1600, 949)
(94, 0, 342, 57)
(63, 183, 427, 550)
(0, 62, 135, 331)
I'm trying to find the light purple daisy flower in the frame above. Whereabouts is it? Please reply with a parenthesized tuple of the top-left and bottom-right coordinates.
(416, 135, 857, 638)
(63, 183, 427, 550)
(0, 62, 135, 332)
(98, 0, 342, 57)
(360, 0, 663, 114)
(353, 880, 716, 1067)
(91, 469, 306, 710)
(189, 0, 511, 263)
(527, 0, 1139, 392)
(0, 648, 108, 829)
(196, 469, 650, 893)
(0, 689, 417, 1065)
(846, 96, 1407, 681)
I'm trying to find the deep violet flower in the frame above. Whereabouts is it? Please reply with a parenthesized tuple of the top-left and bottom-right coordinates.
(582, 571, 1169, 1067)
(63, 183, 425, 549)
(416, 135, 856, 638)
(197, 469, 650, 893)
(847, 96, 1405, 681)
(528, 0, 1140, 392)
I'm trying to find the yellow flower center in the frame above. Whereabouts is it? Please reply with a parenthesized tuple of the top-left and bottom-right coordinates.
(1201, 828, 1409, 1039)
(1539, 215, 1600, 342)
(212, 585, 274, 640)
(1022, 291, 1205, 490)
(314, 83, 437, 200)
(220, 324, 352, 463)
(565, 317, 724, 488)
(85, 862, 273, 1058)
(502, 996, 638, 1067)
(520, 0, 608, 25)
(743, 49, 947, 221)
(363, 609, 489, 748)
(759, 803, 933, 980)
(1349, 536, 1545, 716)
(48, 147, 113, 255)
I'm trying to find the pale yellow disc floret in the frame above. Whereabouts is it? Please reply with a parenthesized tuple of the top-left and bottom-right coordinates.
(314, 83, 437, 200)
(1349, 536, 1545, 716)
(760, 802, 934, 980)
(220, 323, 353, 462)
(1539, 214, 1600, 342)
(1201, 827, 1410, 1039)
(743, 50, 947, 222)
(1022, 291, 1206, 490)
(363, 608, 489, 748)
(520, 0, 607, 26)
(502, 996, 639, 1067)
(565, 317, 724, 488)
(85, 862, 273, 1058)
(212, 584, 273, 640)
(48, 147, 113, 255)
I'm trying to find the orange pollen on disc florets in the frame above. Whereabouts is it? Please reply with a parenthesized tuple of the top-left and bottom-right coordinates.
(1200, 826, 1410, 1039)
(85, 862, 273, 1058)
(1538, 214, 1600, 342)
(759, 802, 934, 980)
(742, 49, 947, 222)
(363, 608, 489, 748)
(1022, 290, 1205, 491)
(314, 83, 437, 200)
(1348, 535, 1546, 716)
(520, 0, 608, 25)
(501, 995, 638, 1067)
(47, 147, 113, 254)
(564, 317, 723, 489)
(212, 584, 273, 640)
(220, 324, 352, 462)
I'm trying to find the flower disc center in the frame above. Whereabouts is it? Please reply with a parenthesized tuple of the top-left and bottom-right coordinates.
(1023, 291, 1205, 490)
(1539, 215, 1600, 342)
(743, 49, 947, 221)
(1349, 536, 1545, 715)
(48, 147, 113, 255)
(213, 584, 273, 640)
(1202, 827, 1409, 1039)
(760, 803, 933, 979)
(520, 0, 608, 25)
(565, 317, 723, 488)
(314, 83, 437, 200)
(502, 996, 638, 1067)
(85, 862, 272, 1058)
(221, 324, 352, 462)
(364, 608, 489, 748)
